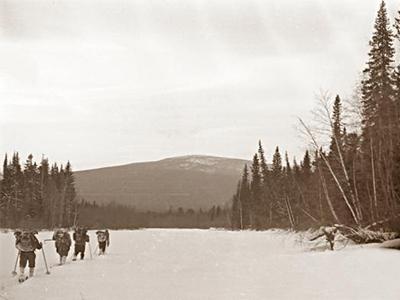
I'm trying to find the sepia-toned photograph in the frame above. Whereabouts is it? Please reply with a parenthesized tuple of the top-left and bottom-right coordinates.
(1, 0, 400, 299)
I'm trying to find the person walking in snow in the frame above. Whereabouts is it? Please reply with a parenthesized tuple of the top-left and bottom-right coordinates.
(96, 230, 109, 255)
(53, 228, 71, 265)
(322, 226, 338, 250)
(310, 225, 338, 250)
(14, 230, 42, 282)
(73, 227, 90, 261)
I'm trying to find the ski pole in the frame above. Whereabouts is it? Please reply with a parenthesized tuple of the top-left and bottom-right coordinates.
(41, 247, 51, 275)
(11, 251, 20, 276)
(43, 239, 54, 242)
(92, 244, 98, 256)
(88, 243, 93, 259)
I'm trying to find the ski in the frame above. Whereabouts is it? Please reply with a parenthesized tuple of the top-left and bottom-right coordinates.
(18, 276, 29, 283)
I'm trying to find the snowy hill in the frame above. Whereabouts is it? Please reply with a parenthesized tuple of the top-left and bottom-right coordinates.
(74, 155, 249, 211)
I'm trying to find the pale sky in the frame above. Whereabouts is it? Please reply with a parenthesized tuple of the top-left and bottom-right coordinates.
(1, 0, 399, 170)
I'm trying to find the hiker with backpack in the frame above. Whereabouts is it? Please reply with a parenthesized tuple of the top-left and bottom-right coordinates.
(72, 227, 90, 260)
(14, 230, 42, 282)
(96, 230, 110, 255)
(52, 228, 72, 265)
(310, 225, 339, 250)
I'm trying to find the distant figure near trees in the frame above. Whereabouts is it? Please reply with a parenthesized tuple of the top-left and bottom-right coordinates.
(310, 226, 338, 250)
(322, 226, 338, 250)
(73, 227, 90, 260)
(96, 230, 110, 255)
(53, 229, 72, 265)
(14, 230, 42, 282)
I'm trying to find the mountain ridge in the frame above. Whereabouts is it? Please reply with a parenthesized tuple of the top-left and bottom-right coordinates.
(74, 155, 250, 212)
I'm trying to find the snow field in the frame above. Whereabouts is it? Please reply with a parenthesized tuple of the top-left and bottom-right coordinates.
(1, 229, 400, 300)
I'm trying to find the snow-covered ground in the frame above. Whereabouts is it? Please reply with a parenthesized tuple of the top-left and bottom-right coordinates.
(1, 229, 400, 300)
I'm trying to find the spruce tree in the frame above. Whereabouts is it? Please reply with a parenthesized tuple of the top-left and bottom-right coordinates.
(10, 152, 24, 224)
(284, 152, 297, 227)
(50, 163, 64, 227)
(301, 150, 312, 179)
(257, 141, 272, 227)
(250, 153, 262, 228)
(0, 154, 11, 226)
(39, 157, 50, 227)
(2, 153, 7, 176)
(392, 10, 400, 215)
(299, 150, 313, 215)
(239, 164, 251, 228)
(271, 147, 284, 225)
(362, 1, 395, 133)
(271, 147, 282, 178)
(23, 154, 41, 220)
(329, 95, 344, 157)
(64, 161, 77, 227)
(284, 152, 292, 176)
(258, 141, 269, 181)
(361, 1, 397, 217)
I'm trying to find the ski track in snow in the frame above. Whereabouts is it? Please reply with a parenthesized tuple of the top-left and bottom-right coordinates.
(1, 229, 400, 300)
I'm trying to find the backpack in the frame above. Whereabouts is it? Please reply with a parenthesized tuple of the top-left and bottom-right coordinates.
(75, 231, 85, 244)
(17, 232, 35, 252)
(97, 232, 107, 242)
(56, 231, 69, 245)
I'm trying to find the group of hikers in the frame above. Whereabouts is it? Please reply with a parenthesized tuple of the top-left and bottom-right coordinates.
(13, 224, 340, 283)
(14, 228, 110, 282)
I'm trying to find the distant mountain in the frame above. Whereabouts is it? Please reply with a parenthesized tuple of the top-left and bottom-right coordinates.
(74, 155, 250, 212)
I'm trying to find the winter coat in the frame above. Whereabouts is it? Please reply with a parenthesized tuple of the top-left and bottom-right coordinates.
(96, 231, 109, 244)
(73, 230, 89, 245)
(322, 226, 337, 242)
(53, 230, 72, 255)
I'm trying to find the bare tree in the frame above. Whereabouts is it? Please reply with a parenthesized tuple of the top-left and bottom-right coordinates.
(298, 117, 360, 226)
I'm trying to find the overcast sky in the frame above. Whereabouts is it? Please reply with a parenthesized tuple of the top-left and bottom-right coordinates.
(1, 0, 399, 170)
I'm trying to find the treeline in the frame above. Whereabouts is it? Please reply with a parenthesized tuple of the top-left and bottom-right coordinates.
(0, 153, 229, 229)
(231, 1, 400, 231)
(0, 153, 77, 228)
(77, 202, 229, 229)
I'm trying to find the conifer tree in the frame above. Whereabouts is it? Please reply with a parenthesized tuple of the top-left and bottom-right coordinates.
(10, 153, 24, 224)
(270, 147, 285, 225)
(238, 164, 251, 228)
(361, 0, 397, 217)
(329, 95, 344, 158)
(228, 2, 400, 230)
(0, 152, 79, 228)
(258, 141, 269, 181)
(362, 1, 395, 133)
(0, 154, 11, 226)
(283, 152, 297, 227)
(23, 154, 41, 219)
(391, 10, 400, 212)
(39, 157, 50, 227)
(258, 141, 274, 227)
(250, 153, 263, 228)
(271, 147, 282, 178)
(299, 150, 313, 215)
(64, 161, 77, 227)
(301, 150, 312, 179)
(284, 152, 292, 176)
